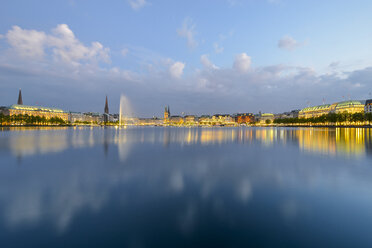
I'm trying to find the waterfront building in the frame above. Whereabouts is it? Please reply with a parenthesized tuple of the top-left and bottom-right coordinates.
(164, 105, 170, 124)
(299, 100, 365, 118)
(138, 117, 163, 126)
(69, 112, 85, 123)
(210, 114, 235, 125)
(169, 116, 184, 125)
(275, 110, 300, 119)
(83, 112, 101, 123)
(0, 89, 68, 122)
(334, 100, 365, 114)
(199, 115, 212, 125)
(184, 115, 198, 125)
(299, 104, 333, 118)
(235, 113, 255, 124)
(4, 104, 68, 121)
(258, 113, 274, 124)
(111, 114, 119, 123)
(365, 99, 372, 113)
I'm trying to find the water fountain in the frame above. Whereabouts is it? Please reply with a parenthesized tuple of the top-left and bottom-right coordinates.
(119, 94, 135, 126)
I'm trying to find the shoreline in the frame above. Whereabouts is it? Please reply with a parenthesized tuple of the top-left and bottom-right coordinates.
(1, 124, 372, 129)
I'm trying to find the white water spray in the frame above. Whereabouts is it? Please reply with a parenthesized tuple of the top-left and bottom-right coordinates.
(119, 94, 134, 126)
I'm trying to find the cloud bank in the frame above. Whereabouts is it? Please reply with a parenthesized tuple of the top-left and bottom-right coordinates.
(0, 24, 371, 116)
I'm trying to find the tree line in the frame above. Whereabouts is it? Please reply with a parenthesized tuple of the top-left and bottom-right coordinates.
(273, 112, 372, 125)
(0, 113, 67, 126)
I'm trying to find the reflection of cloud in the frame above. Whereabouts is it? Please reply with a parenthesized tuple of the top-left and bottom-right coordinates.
(280, 199, 298, 220)
(0, 165, 110, 231)
(170, 171, 184, 193)
(2, 126, 372, 238)
(236, 179, 252, 203)
(179, 204, 196, 233)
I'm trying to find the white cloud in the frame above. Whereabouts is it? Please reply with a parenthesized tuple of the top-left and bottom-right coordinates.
(5, 24, 110, 66)
(121, 48, 129, 57)
(278, 35, 302, 51)
(127, 0, 148, 10)
(177, 18, 197, 48)
(233, 53, 251, 73)
(200, 54, 218, 69)
(6, 26, 47, 58)
(213, 42, 224, 54)
(169, 61, 185, 78)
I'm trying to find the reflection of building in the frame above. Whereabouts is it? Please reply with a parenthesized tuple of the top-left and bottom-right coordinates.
(364, 99, 372, 113)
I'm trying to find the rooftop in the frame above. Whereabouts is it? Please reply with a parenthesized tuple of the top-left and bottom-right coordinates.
(9, 104, 65, 113)
(335, 100, 365, 108)
(300, 104, 331, 112)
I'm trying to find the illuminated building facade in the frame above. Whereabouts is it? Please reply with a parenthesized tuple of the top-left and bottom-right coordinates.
(199, 115, 212, 125)
(210, 114, 235, 126)
(259, 113, 274, 124)
(235, 113, 255, 124)
(184, 115, 198, 125)
(334, 100, 365, 114)
(137, 118, 163, 126)
(5, 104, 68, 121)
(83, 112, 101, 123)
(164, 105, 170, 124)
(299, 104, 332, 118)
(299, 100, 366, 118)
(366, 99, 372, 113)
(169, 116, 184, 125)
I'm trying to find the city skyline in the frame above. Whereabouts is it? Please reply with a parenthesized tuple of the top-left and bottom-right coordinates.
(1, 1, 372, 116)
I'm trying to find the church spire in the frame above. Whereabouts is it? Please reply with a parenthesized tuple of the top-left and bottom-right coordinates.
(17, 89, 23, 105)
(104, 95, 109, 114)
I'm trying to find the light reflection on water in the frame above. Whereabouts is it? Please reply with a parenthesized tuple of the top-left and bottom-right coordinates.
(2, 127, 372, 158)
(0, 127, 372, 247)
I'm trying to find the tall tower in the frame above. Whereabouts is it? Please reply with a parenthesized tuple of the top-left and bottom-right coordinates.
(17, 89, 23, 105)
(104, 96, 109, 123)
(164, 105, 170, 123)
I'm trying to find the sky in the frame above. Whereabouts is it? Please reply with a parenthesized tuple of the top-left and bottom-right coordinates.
(1, 0, 372, 117)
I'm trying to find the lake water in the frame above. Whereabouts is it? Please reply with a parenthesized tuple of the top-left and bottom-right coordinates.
(1, 127, 372, 248)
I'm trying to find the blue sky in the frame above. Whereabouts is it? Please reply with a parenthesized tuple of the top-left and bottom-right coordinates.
(1, 0, 372, 116)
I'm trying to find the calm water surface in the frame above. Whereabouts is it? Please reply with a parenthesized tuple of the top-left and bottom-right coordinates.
(1, 127, 372, 248)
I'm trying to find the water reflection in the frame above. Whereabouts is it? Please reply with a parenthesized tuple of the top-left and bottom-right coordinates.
(2, 127, 372, 158)
(1, 127, 372, 247)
